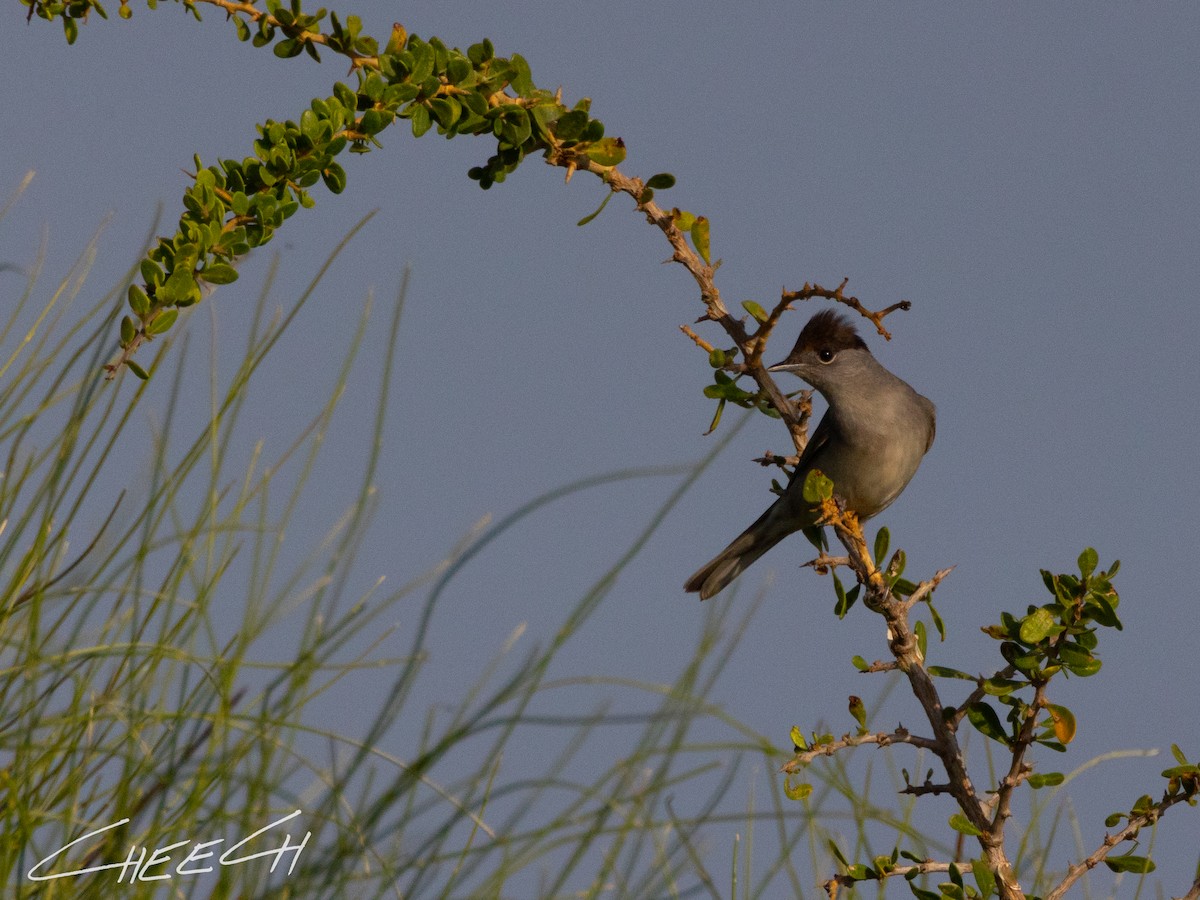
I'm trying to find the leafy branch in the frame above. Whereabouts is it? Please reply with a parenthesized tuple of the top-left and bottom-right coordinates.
(782, 478, 1198, 898)
(27, 0, 910, 437)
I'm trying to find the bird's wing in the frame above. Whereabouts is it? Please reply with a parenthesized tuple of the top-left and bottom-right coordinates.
(792, 410, 832, 476)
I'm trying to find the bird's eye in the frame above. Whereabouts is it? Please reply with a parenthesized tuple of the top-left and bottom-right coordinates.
(818, 348, 835, 363)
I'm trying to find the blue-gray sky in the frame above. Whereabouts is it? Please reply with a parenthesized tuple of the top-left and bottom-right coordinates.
(6, 2, 1199, 892)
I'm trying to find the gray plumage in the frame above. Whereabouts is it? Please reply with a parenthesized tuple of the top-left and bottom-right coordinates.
(685, 309, 936, 600)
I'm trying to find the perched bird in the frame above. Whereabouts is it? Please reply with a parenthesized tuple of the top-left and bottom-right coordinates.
(684, 309, 936, 600)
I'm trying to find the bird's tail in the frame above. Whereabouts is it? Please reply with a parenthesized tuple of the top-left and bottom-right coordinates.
(683, 508, 788, 600)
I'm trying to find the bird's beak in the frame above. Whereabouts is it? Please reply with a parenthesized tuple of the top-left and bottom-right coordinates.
(768, 360, 800, 373)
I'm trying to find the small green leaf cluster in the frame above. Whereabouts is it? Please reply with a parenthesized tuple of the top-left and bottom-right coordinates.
(907, 857, 998, 900)
(670, 209, 710, 264)
(1159, 743, 1200, 801)
(1099, 744, 1199, 874)
(117, 88, 353, 372)
(244, 0, 337, 60)
(829, 844, 999, 898)
(934, 549, 1119, 753)
(700, 344, 780, 431)
(783, 723, 833, 800)
(824, 524, 927, 622)
(23, 0, 114, 44)
(67, 3, 616, 370)
(828, 843, 902, 888)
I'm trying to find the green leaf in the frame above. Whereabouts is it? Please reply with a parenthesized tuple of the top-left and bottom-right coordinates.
(705, 398, 725, 434)
(801, 525, 827, 552)
(789, 724, 807, 750)
(140, 259, 165, 287)
(321, 162, 347, 194)
(671, 208, 696, 232)
(981, 677, 1022, 695)
(582, 119, 605, 141)
(928, 666, 974, 680)
(1078, 547, 1098, 578)
(198, 263, 238, 285)
(467, 38, 494, 66)
(159, 270, 199, 306)
(873, 526, 890, 565)
(1171, 743, 1190, 765)
(576, 190, 613, 226)
(1160, 764, 1200, 778)
(833, 573, 857, 618)
(585, 137, 626, 166)
(851, 655, 869, 672)
(971, 858, 997, 898)
(1027, 772, 1065, 789)
(1059, 647, 1102, 677)
(1086, 591, 1122, 629)
(802, 469, 833, 504)
(125, 359, 150, 380)
(409, 103, 432, 137)
(119, 315, 136, 347)
(848, 695, 867, 730)
(127, 284, 150, 317)
(645, 172, 676, 190)
(498, 108, 531, 146)
(147, 309, 178, 336)
(1040, 569, 1057, 596)
(273, 37, 304, 59)
(508, 52, 535, 95)
(885, 549, 907, 583)
(1000, 641, 1042, 676)
(929, 602, 946, 641)
(333, 81, 357, 113)
(554, 109, 589, 141)
(948, 862, 965, 888)
(784, 777, 812, 801)
(872, 851, 896, 875)
(1018, 607, 1058, 644)
(965, 702, 1010, 747)
(844, 864, 872, 881)
(690, 215, 711, 264)
(429, 97, 461, 130)
(1104, 854, 1155, 874)
(948, 814, 983, 837)
(742, 300, 768, 323)
(446, 55, 472, 85)
(360, 108, 387, 136)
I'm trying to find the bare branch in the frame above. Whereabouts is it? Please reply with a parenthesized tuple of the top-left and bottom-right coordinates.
(782, 727, 939, 773)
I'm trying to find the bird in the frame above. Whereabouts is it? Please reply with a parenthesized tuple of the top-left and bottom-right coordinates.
(684, 309, 936, 600)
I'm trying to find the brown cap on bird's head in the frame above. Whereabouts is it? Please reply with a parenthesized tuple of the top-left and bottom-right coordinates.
(770, 309, 869, 370)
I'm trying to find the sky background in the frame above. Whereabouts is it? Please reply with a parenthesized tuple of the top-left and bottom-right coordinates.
(4, 2, 1199, 893)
